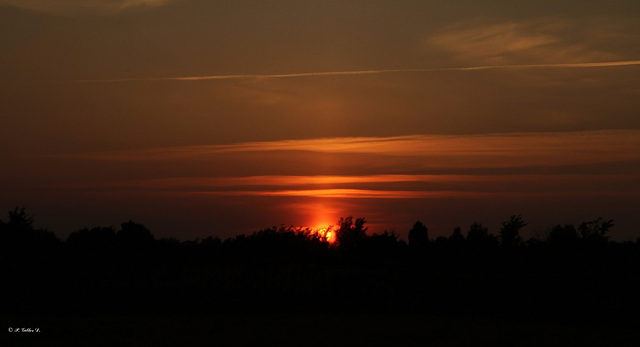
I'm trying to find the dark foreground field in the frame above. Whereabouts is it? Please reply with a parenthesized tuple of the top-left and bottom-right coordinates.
(5, 313, 640, 347)
(3, 212, 640, 345)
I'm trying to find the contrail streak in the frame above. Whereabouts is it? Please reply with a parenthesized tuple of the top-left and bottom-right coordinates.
(79, 60, 640, 83)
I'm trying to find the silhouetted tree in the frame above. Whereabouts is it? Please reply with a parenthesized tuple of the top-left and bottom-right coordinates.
(200, 235, 222, 249)
(361, 231, 405, 261)
(7, 207, 34, 230)
(547, 224, 579, 248)
(67, 226, 117, 248)
(578, 218, 614, 244)
(117, 220, 154, 247)
(408, 221, 429, 249)
(466, 222, 489, 243)
(0, 207, 60, 253)
(449, 226, 464, 243)
(336, 216, 367, 249)
(466, 222, 498, 252)
(1, 207, 62, 315)
(499, 215, 526, 247)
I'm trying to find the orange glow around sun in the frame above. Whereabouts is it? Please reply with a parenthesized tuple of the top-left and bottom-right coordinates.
(310, 225, 337, 244)
(285, 202, 340, 244)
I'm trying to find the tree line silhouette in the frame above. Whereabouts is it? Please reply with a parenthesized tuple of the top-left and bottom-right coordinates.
(2, 207, 639, 322)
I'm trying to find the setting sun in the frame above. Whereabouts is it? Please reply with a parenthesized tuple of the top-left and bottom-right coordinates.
(295, 224, 337, 244)
(311, 226, 337, 244)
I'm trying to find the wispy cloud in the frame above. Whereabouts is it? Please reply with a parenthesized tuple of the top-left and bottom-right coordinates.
(78, 60, 640, 83)
(427, 17, 639, 66)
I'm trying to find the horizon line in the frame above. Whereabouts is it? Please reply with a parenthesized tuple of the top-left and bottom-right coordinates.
(78, 59, 640, 83)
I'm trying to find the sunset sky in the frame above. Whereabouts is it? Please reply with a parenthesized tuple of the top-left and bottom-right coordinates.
(2, 0, 640, 240)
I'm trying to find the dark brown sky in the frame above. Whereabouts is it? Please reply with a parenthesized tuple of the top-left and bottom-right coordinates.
(1, 0, 639, 240)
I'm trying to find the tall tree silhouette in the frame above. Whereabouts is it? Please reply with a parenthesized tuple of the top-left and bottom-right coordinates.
(499, 215, 526, 247)
(408, 221, 429, 249)
(336, 216, 367, 249)
(449, 226, 464, 243)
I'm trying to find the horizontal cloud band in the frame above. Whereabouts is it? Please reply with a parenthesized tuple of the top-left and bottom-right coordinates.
(74, 129, 640, 170)
(52, 129, 640, 201)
